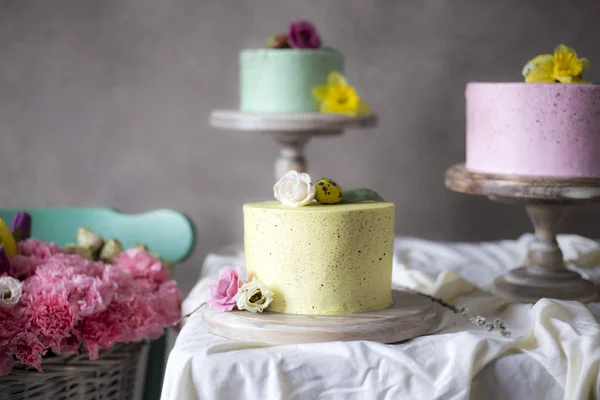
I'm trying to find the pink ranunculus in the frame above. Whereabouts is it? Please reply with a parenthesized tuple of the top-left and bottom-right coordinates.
(288, 20, 322, 49)
(208, 267, 243, 312)
(9, 332, 46, 371)
(116, 248, 170, 285)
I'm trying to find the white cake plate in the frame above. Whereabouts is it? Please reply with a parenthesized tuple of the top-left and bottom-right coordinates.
(210, 110, 378, 181)
(202, 289, 441, 345)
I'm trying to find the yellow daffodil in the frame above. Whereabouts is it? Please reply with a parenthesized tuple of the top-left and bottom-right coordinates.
(522, 44, 590, 84)
(312, 72, 371, 116)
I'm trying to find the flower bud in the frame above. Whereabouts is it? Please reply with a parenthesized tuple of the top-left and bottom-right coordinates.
(100, 238, 123, 263)
(76, 227, 104, 252)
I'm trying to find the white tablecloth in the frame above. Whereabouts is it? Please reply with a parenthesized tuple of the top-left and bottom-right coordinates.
(162, 235, 600, 400)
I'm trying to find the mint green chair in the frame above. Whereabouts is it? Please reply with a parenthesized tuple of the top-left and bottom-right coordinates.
(0, 208, 196, 400)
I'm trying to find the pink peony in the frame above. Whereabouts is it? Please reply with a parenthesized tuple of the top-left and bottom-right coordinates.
(116, 248, 170, 285)
(288, 20, 321, 49)
(9, 332, 46, 371)
(208, 267, 242, 312)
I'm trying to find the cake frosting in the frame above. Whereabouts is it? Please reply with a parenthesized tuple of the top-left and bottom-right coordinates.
(243, 201, 394, 315)
(239, 48, 344, 113)
(466, 83, 600, 177)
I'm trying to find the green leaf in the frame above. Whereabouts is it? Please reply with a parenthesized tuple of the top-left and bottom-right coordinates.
(340, 188, 385, 204)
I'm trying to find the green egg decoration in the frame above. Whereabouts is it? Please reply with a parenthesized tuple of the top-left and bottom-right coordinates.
(315, 178, 343, 204)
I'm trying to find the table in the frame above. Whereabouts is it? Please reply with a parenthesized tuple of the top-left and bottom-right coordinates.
(162, 235, 600, 400)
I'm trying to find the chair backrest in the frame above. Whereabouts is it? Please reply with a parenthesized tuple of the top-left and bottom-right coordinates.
(0, 208, 196, 262)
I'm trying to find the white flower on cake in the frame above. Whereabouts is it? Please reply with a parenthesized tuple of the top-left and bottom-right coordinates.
(0, 276, 22, 307)
(273, 170, 316, 207)
(236, 277, 273, 313)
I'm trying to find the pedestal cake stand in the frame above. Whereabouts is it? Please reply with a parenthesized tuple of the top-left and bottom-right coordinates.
(210, 110, 377, 180)
(202, 288, 441, 345)
(446, 163, 600, 303)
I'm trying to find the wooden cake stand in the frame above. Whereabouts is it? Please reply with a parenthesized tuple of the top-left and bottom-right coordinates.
(210, 110, 378, 180)
(203, 289, 441, 345)
(446, 163, 600, 303)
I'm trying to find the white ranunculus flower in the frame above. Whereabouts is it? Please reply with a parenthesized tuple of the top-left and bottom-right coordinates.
(236, 278, 273, 313)
(0, 276, 23, 307)
(273, 170, 316, 207)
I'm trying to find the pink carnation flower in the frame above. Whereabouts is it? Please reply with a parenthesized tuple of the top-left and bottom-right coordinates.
(0, 236, 183, 374)
(10, 239, 64, 279)
(24, 290, 76, 350)
(116, 248, 170, 285)
(54, 333, 81, 355)
(9, 332, 46, 371)
(208, 267, 243, 312)
(0, 307, 26, 342)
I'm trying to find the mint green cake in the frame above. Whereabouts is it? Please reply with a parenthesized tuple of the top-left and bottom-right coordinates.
(238, 21, 345, 113)
(240, 48, 344, 113)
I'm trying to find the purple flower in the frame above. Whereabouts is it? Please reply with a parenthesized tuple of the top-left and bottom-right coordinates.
(11, 212, 32, 242)
(288, 21, 321, 49)
(0, 247, 10, 275)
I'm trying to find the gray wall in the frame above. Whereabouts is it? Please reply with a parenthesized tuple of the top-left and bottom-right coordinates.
(1, 0, 600, 294)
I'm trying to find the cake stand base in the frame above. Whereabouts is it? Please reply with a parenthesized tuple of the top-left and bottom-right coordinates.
(202, 289, 441, 345)
(493, 267, 597, 303)
(446, 164, 600, 303)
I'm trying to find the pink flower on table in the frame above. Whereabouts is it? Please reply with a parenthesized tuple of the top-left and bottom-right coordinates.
(115, 248, 170, 285)
(288, 20, 322, 49)
(9, 332, 46, 371)
(208, 267, 243, 312)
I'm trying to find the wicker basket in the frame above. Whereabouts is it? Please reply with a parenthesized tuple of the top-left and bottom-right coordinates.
(0, 342, 145, 400)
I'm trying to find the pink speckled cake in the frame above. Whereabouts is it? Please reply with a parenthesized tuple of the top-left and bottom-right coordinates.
(466, 83, 600, 177)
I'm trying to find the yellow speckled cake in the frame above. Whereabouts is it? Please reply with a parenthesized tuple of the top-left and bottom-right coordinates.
(243, 201, 394, 315)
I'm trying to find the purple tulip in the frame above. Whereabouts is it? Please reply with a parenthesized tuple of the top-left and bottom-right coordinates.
(11, 212, 32, 242)
(288, 21, 321, 49)
(0, 247, 10, 275)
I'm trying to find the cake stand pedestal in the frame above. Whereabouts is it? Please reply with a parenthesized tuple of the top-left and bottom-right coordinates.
(210, 110, 378, 180)
(203, 289, 441, 345)
(446, 163, 600, 303)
